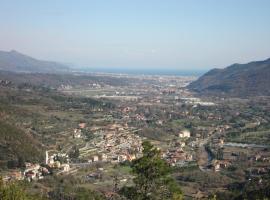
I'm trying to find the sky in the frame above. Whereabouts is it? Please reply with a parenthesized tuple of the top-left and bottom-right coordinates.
(0, 0, 270, 70)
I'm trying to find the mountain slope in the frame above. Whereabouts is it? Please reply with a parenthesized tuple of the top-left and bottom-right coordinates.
(187, 58, 270, 96)
(0, 120, 43, 168)
(0, 50, 69, 73)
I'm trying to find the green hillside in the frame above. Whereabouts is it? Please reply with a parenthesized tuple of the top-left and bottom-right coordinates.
(0, 120, 43, 169)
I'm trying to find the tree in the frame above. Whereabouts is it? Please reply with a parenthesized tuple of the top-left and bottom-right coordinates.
(7, 160, 18, 169)
(216, 148, 223, 160)
(120, 141, 183, 200)
(69, 146, 80, 159)
(17, 156, 25, 168)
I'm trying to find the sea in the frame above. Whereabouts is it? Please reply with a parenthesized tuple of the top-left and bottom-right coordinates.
(76, 68, 206, 76)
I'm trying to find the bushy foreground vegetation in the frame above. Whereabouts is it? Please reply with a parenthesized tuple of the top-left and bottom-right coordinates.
(0, 179, 45, 200)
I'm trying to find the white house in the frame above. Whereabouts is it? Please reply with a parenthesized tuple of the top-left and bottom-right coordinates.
(93, 155, 99, 162)
(179, 130, 191, 138)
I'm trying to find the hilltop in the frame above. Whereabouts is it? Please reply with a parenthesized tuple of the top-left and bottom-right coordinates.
(188, 58, 270, 97)
(0, 50, 69, 73)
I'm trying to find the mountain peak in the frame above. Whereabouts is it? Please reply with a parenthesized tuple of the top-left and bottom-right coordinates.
(0, 50, 69, 73)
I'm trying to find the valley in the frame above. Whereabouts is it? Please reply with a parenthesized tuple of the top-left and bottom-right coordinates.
(1, 71, 270, 199)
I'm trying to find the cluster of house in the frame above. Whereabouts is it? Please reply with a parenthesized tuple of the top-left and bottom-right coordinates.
(3, 162, 50, 182)
(163, 131, 194, 166)
(83, 123, 143, 164)
(24, 163, 50, 181)
(3, 150, 75, 183)
(164, 148, 193, 166)
(120, 106, 147, 122)
(212, 160, 231, 171)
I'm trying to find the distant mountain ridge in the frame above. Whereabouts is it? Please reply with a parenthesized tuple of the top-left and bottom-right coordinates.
(187, 58, 270, 96)
(0, 50, 69, 73)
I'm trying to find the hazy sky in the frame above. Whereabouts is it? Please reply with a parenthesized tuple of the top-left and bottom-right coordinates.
(0, 0, 270, 70)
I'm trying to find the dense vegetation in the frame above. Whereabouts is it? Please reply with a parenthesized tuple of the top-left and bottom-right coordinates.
(0, 121, 43, 169)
